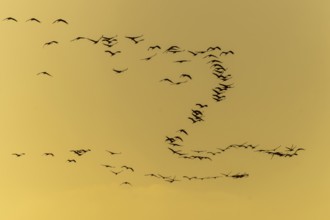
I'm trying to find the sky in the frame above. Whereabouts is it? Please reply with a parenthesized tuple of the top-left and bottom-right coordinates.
(0, 1, 329, 219)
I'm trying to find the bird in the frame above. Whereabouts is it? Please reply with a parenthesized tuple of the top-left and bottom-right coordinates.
(121, 166, 134, 172)
(160, 78, 174, 84)
(188, 117, 198, 123)
(195, 103, 208, 108)
(148, 45, 161, 50)
(177, 129, 188, 135)
(120, 182, 132, 186)
(188, 50, 199, 56)
(71, 36, 86, 41)
(67, 159, 76, 163)
(26, 18, 41, 23)
(168, 147, 186, 156)
(125, 35, 144, 44)
(141, 53, 157, 61)
(12, 153, 25, 157)
(113, 68, 128, 74)
(111, 170, 123, 175)
(182, 176, 197, 180)
(105, 50, 121, 56)
(87, 35, 104, 44)
(174, 60, 191, 63)
(3, 17, 17, 22)
(37, 71, 52, 77)
(106, 150, 121, 155)
(203, 54, 218, 59)
(206, 46, 221, 51)
(174, 136, 183, 142)
(220, 50, 234, 56)
(180, 74, 192, 80)
(43, 41, 58, 47)
(207, 59, 222, 64)
(166, 177, 180, 183)
(43, 153, 54, 156)
(145, 173, 159, 178)
(101, 164, 115, 168)
(52, 19, 68, 24)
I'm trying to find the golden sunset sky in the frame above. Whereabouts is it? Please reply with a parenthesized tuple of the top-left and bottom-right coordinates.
(0, 1, 329, 219)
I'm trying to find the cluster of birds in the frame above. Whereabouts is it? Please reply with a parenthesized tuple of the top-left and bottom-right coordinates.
(4, 17, 306, 186)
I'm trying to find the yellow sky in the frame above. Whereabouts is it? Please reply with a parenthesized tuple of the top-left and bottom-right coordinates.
(0, 1, 329, 219)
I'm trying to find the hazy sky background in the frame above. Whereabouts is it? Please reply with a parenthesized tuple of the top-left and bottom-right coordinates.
(0, 1, 329, 219)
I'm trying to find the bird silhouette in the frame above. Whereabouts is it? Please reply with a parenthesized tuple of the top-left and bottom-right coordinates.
(12, 153, 25, 157)
(52, 19, 68, 24)
(125, 35, 144, 44)
(220, 50, 234, 56)
(105, 50, 121, 56)
(174, 60, 191, 63)
(188, 50, 198, 56)
(141, 53, 157, 61)
(71, 37, 87, 42)
(121, 166, 134, 172)
(3, 17, 17, 22)
(43, 41, 58, 47)
(26, 18, 41, 23)
(195, 103, 208, 108)
(177, 129, 188, 135)
(148, 45, 161, 50)
(102, 164, 115, 168)
(111, 170, 123, 175)
(203, 54, 218, 59)
(43, 153, 54, 156)
(113, 68, 128, 74)
(67, 159, 76, 163)
(160, 78, 174, 84)
(180, 73, 192, 80)
(87, 35, 104, 44)
(37, 71, 52, 77)
(106, 150, 121, 155)
(120, 181, 132, 186)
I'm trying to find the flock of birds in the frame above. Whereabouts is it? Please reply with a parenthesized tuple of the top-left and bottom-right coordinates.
(3, 17, 305, 187)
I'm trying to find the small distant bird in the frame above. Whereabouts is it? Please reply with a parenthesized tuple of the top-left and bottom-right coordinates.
(112, 68, 128, 74)
(3, 17, 17, 22)
(120, 181, 132, 186)
(148, 45, 161, 50)
(188, 50, 198, 56)
(71, 36, 86, 41)
(121, 165, 134, 172)
(183, 176, 197, 180)
(12, 153, 25, 157)
(180, 73, 192, 80)
(141, 53, 157, 61)
(37, 71, 52, 77)
(43, 41, 58, 47)
(105, 50, 121, 56)
(125, 35, 144, 44)
(177, 129, 188, 135)
(145, 173, 159, 178)
(43, 153, 54, 156)
(111, 170, 123, 175)
(204, 54, 219, 59)
(26, 18, 41, 23)
(160, 78, 174, 84)
(101, 164, 115, 168)
(106, 150, 121, 155)
(52, 19, 68, 24)
(87, 35, 104, 44)
(207, 46, 221, 51)
(67, 159, 76, 163)
(220, 50, 234, 56)
(174, 60, 191, 63)
(195, 103, 208, 108)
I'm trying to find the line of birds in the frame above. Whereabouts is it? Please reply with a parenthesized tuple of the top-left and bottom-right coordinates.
(4, 17, 306, 187)
(3, 17, 68, 24)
